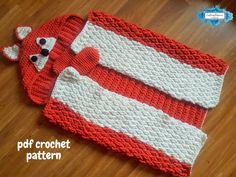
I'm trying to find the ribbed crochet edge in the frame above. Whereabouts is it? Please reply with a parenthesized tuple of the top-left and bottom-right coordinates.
(50, 15, 85, 61)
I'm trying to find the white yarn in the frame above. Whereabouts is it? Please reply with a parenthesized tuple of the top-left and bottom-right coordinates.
(51, 67, 207, 165)
(29, 54, 49, 71)
(16, 26, 32, 40)
(3, 45, 19, 60)
(36, 37, 56, 51)
(71, 21, 225, 108)
(30, 37, 56, 71)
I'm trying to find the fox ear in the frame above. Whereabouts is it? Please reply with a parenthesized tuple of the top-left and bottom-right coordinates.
(15, 26, 32, 41)
(1, 44, 20, 62)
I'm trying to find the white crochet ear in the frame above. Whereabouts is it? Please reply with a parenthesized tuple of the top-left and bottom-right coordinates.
(15, 26, 32, 41)
(2, 44, 20, 62)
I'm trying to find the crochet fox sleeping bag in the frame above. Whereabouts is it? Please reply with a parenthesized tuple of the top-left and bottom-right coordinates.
(1, 11, 228, 177)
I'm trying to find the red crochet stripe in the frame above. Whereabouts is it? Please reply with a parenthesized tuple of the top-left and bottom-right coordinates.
(50, 14, 207, 128)
(88, 11, 228, 75)
(44, 98, 191, 177)
(51, 46, 207, 128)
(87, 65, 207, 128)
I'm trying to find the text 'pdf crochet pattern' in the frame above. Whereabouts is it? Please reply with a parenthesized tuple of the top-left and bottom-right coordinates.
(1, 11, 228, 177)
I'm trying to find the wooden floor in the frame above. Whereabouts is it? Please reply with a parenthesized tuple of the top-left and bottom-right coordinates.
(0, 0, 235, 177)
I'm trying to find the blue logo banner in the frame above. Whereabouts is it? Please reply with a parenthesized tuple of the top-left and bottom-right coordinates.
(197, 6, 233, 27)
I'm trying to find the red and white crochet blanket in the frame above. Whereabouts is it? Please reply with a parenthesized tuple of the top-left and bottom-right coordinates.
(1, 11, 228, 177)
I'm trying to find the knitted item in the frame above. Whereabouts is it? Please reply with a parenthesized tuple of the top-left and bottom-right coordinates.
(1, 11, 228, 177)
(72, 11, 228, 108)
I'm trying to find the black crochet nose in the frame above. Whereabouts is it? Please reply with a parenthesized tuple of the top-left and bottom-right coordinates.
(41, 49, 49, 56)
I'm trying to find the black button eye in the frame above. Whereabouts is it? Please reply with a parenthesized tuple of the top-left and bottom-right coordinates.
(39, 38, 46, 45)
(41, 49, 49, 56)
(31, 56, 38, 62)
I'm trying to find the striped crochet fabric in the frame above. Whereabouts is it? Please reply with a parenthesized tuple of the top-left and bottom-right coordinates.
(1, 11, 228, 177)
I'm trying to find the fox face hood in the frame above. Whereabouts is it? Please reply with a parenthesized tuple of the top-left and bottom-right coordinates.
(1, 15, 84, 104)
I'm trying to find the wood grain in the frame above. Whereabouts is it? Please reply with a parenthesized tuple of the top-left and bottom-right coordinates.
(0, 0, 235, 177)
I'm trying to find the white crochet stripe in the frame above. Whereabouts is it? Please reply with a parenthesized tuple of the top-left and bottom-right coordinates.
(51, 67, 207, 165)
(71, 21, 225, 108)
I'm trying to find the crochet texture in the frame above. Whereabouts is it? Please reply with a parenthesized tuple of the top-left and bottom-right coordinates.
(1, 11, 228, 177)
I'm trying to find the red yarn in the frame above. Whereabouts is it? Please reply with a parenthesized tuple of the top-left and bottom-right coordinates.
(89, 11, 228, 75)
(18, 15, 84, 104)
(1, 11, 227, 177)
(87, 65, 207, 128)
(48, 14, 207, 128)
(44, 98, 191, 177)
